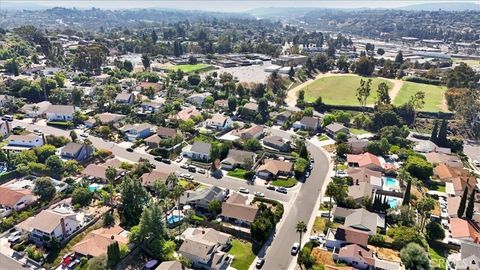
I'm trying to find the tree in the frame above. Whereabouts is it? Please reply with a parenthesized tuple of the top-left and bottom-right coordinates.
(416, 196, 435, 230)
(437, 119, 448, 147)
(395, 51, 404, 65)
(46, 155, 64, 175)
(403, 180, 412, 206)
(376, 82, 391, 106)
(465, 189, 476, 220)
(88, 254, 107, 270)
(297, 245, 315, 270)
(119, 176, 149, 228)
(227, 96, 237, 112)
(34, 177, 56, 201)
(107, 241, 121, 268)
(288, 66, 295, 79)
(426, 221, 445, 241)
(106, 166, 117, 189)
(356, 79, 372, 111)
(141, 54, 150, 70)
(400, 243, 430, 270)
(297, 140, 309, 159)
(72, 187, 93, 207)
(377, 48, 385, 55)
(203, 96, 214, 109)
(258, 97, 269, 117)
(151, 30, 158, 44)
(34, 144, 57, 163)
(123, 60, 133, 72)
(457, 187, 468, 218)
(295, 221, 307, 247)
(355, 56, 374, 76)
(409, 91, 425, 127)
(104, 211, 115, 227)
(430, 120, 439, 144)
(244, 138, 262, 151)
(70, 130, 78, 142)
(208, 199, 222, 216)
(405, 155, 433, 180)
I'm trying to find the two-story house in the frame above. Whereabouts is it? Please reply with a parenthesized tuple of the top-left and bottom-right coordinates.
(60, 142, 94, 163)
(182, 141, 212, 162)
(115, 92, 135, 105)
(4, 133, 44, 152)
(0, 186, 37, 218)
(45, 105, 75, 122)
(205, 114, 233, 131)
(120, 123, 155, 141)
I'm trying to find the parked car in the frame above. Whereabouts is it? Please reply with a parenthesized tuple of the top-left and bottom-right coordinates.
(180, 164, 188, 169)
(276, 187, 287, 194)
(2, 115, 13, 121)
(154, 156, 163, 162)
(474, 160, 480, 167)
(175, 156, 183, 163)
(198, 169, 206, 174)
(7, 231, 22, 243)
(254, 192, 265, 197)
(188, 166, 196, 173)
(320, 212, 332, 218)
(336, 171, 348, 177)
(256, 258, 265, 269)
(126, 148, 134, 152)
(162, 158, 171, 164)
(310, 158, 314, 163)
(80, 133, 88, 138)
(266, 185, 276, 191)
(68, 259, 80, 269)
(239, 187, 249, 194)
(291, 242, 300, 255)
(184, 174, 193, 180)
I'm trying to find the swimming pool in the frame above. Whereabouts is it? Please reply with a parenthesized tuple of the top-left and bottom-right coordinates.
(387, 198, 398, 208)
(384, 177, 399, 186)
(167, 215, 183, 225)
(88, 183, 103, 192)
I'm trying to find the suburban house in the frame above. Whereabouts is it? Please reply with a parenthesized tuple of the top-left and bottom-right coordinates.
(325, 122, 349, 137)
(140, 170, 171, 188)
(214, 99, 228, 110)
(174, 107, 202, 122)
(206, 114, 233, 131)
(136, 82, 161, 92)
(21, 101, 52, 118)
(185, 92, 212, 107)
(120, 123, 155, 141)
(447, 197, 480, 220)
(221, 149, 256, 170)
(447, 241, 480, 270)
(139, 101, 163, 113)
(0, 186, 37, 218)
(325, 226, 369, 250)
(276, 111, 292, 125)
(242, 102, 259, 115)
(450, 176, 478, 197)
(347, 138, 369, 154)
(60, 142, 94, 163)
(221, 193, 258, 227)
(81, 158, 125, 182)
(45, 105, 75, 121)
(347, 167, 383, 188)
(155, 261, 186, 270)
(256, 159, 294, 180)
(4, 133, 45, 151)
(346, 152, 384, 172)
(293, 116, 320, 131)
(72, 225, 129, 257)
(425, 152, 463, 168)
(23, 204, 82, 244)
(263, 136, 291, 152)
(179, 228, 232, 270)
(183, 141, 212, 162)
(180, 186, 225, 211)
(347, 182, 373, 204)
(0, 120, 12, 137)
(115, 92, 135, 105)
(334, 244, 375, 269)
(449, 218, 480, 243)
(145, 127, 179, 149)
(343, 208, 385, 235)
(231, 125, 264, 140)
(84, 113, 126, 128)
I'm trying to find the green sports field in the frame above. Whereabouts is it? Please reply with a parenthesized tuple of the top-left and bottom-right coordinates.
(303, 75, 393, 106)
(166, 63, 214, 73)
(393, 81, 448, 112)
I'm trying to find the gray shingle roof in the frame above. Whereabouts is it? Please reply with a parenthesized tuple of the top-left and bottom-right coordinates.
(191, 141, 212, 155)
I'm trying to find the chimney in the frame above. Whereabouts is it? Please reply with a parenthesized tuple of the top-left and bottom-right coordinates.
(60, 218, 67, 238)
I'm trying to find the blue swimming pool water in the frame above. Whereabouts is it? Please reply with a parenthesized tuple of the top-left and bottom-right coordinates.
(384, 177, 398, 186)
(167, 215, 183, 224)
(387, 198, 398, 208)
(88, 184, 102, 192)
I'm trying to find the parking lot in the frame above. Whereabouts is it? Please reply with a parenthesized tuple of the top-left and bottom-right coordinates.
(209, 61, 272, 83)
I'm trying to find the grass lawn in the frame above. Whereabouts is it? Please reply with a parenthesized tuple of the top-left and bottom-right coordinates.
(227, 168, 247, 180)
(349, 128, 370, 135)
(318, 134, 330, 141)
(393, 81, 448, 112)
(336, 164, 348, 170)
(228, 239, 256, 270)
(166, 63, 213, 73)
(312, 217, 327, 234)
(453, 58, 480, 67)
(303, 75, 393, 106)
(429, 243, 447, 269)
(271, 177, 298, 187)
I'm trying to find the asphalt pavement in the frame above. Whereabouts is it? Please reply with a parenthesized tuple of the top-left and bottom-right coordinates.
(0, 253, 24, 270)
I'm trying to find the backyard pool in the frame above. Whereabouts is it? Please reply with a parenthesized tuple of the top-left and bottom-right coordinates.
(88, 183, 103, 192)
(387, 198, 398, 208)
(384, 177, 399, 187)
(167, 215, 183, 225)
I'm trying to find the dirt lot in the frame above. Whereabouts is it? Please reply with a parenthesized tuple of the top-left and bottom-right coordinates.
(210, 61, 271, 83)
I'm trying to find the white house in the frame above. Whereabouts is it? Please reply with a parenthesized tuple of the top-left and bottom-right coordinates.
(4, 133, 44, 151)
(0, 187, 37, 218)
(182, 141, 211, 162)
(206, 114, 233, 131)
(115, 92, 135, 105)
(45, 105, 75, 121)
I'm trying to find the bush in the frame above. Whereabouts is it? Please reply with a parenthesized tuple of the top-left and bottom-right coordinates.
(368, 234, 385, 245)
(46, 121, 74, 128)
(404, 76, 441, 85)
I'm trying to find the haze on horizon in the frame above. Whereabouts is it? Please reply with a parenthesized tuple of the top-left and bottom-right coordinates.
(4, 0, 480, 12)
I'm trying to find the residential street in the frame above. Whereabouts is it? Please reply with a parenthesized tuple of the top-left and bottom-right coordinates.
(0, 253, 25, 270)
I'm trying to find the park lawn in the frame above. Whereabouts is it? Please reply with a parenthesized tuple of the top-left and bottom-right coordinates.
(318, 134, 330, 141)
(228, 239, 256, 270)
(227, 168, 247, 180)
(429, 243, 447, 270)
(349, 128, 370, 135)
(393, 81, 448, 112)
(453, 58, 480, 67)
(271, 177, 298, 187)
(303, 75, 393, 106)
(166, 63, 213, 73)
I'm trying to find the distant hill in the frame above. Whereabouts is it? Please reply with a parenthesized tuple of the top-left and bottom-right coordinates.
(1, 1, 49, 10)
(398, 2, 480, 11)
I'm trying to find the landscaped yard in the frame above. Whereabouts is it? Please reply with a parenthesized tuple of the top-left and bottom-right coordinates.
(271, 177, 297, 187)
(303, 75, 393, 106)
(429, 243, 447, 269)
(227, 168, 247, 180)
(393, 81, 448, 112)
(312, 217, 327, 235)
(166, 63, 214, 73)
(349, 128, 370, 135)
(453, 58, 480, 67)
(228, 239, 256, 270)
(318, 134, 330, 141)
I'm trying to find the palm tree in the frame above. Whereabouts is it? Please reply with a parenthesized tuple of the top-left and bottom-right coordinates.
(170, 186, 185, 236)
(32, 105, 39, 122)
(325, 182, 337, 217)
(296, 221, 307, 248)
(105, 166, 117, 205)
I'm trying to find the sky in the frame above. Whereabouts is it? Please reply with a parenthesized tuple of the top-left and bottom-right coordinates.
(3, 0, 479, 12)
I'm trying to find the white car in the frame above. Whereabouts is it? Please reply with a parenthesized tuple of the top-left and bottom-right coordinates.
(474, 160, 480, 167)
(254, 192, 264, 197)
(176, 156, 183, 163)
(336, 171, 348, 177)
(291, 242, 300, 255)
(239, 187, 249, 194)
(7, 231, 21, 243)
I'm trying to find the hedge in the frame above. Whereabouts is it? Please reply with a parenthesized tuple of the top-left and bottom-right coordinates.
(47, 121, 74, 128)
(404, 76, 442, 86)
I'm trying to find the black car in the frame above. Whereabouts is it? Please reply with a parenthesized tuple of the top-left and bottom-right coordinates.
(162, 158, 171, 164)
(188, 167, 196, 173)
(126, 148, 134, 152)
(256, 258, 265, 269)
(266, 185, 276, 190)
(154, 156, 162, 162)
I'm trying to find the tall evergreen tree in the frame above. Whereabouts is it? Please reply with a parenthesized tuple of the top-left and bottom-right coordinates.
(465, 189, 476, 220)
(403, 180, 411, 206)
(457, 187, 469, 218)
(437, 119, 448, 147)
(151, 30, 158, 44)
(107, 241, 121, 268)
(430, 120, 439, 144)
